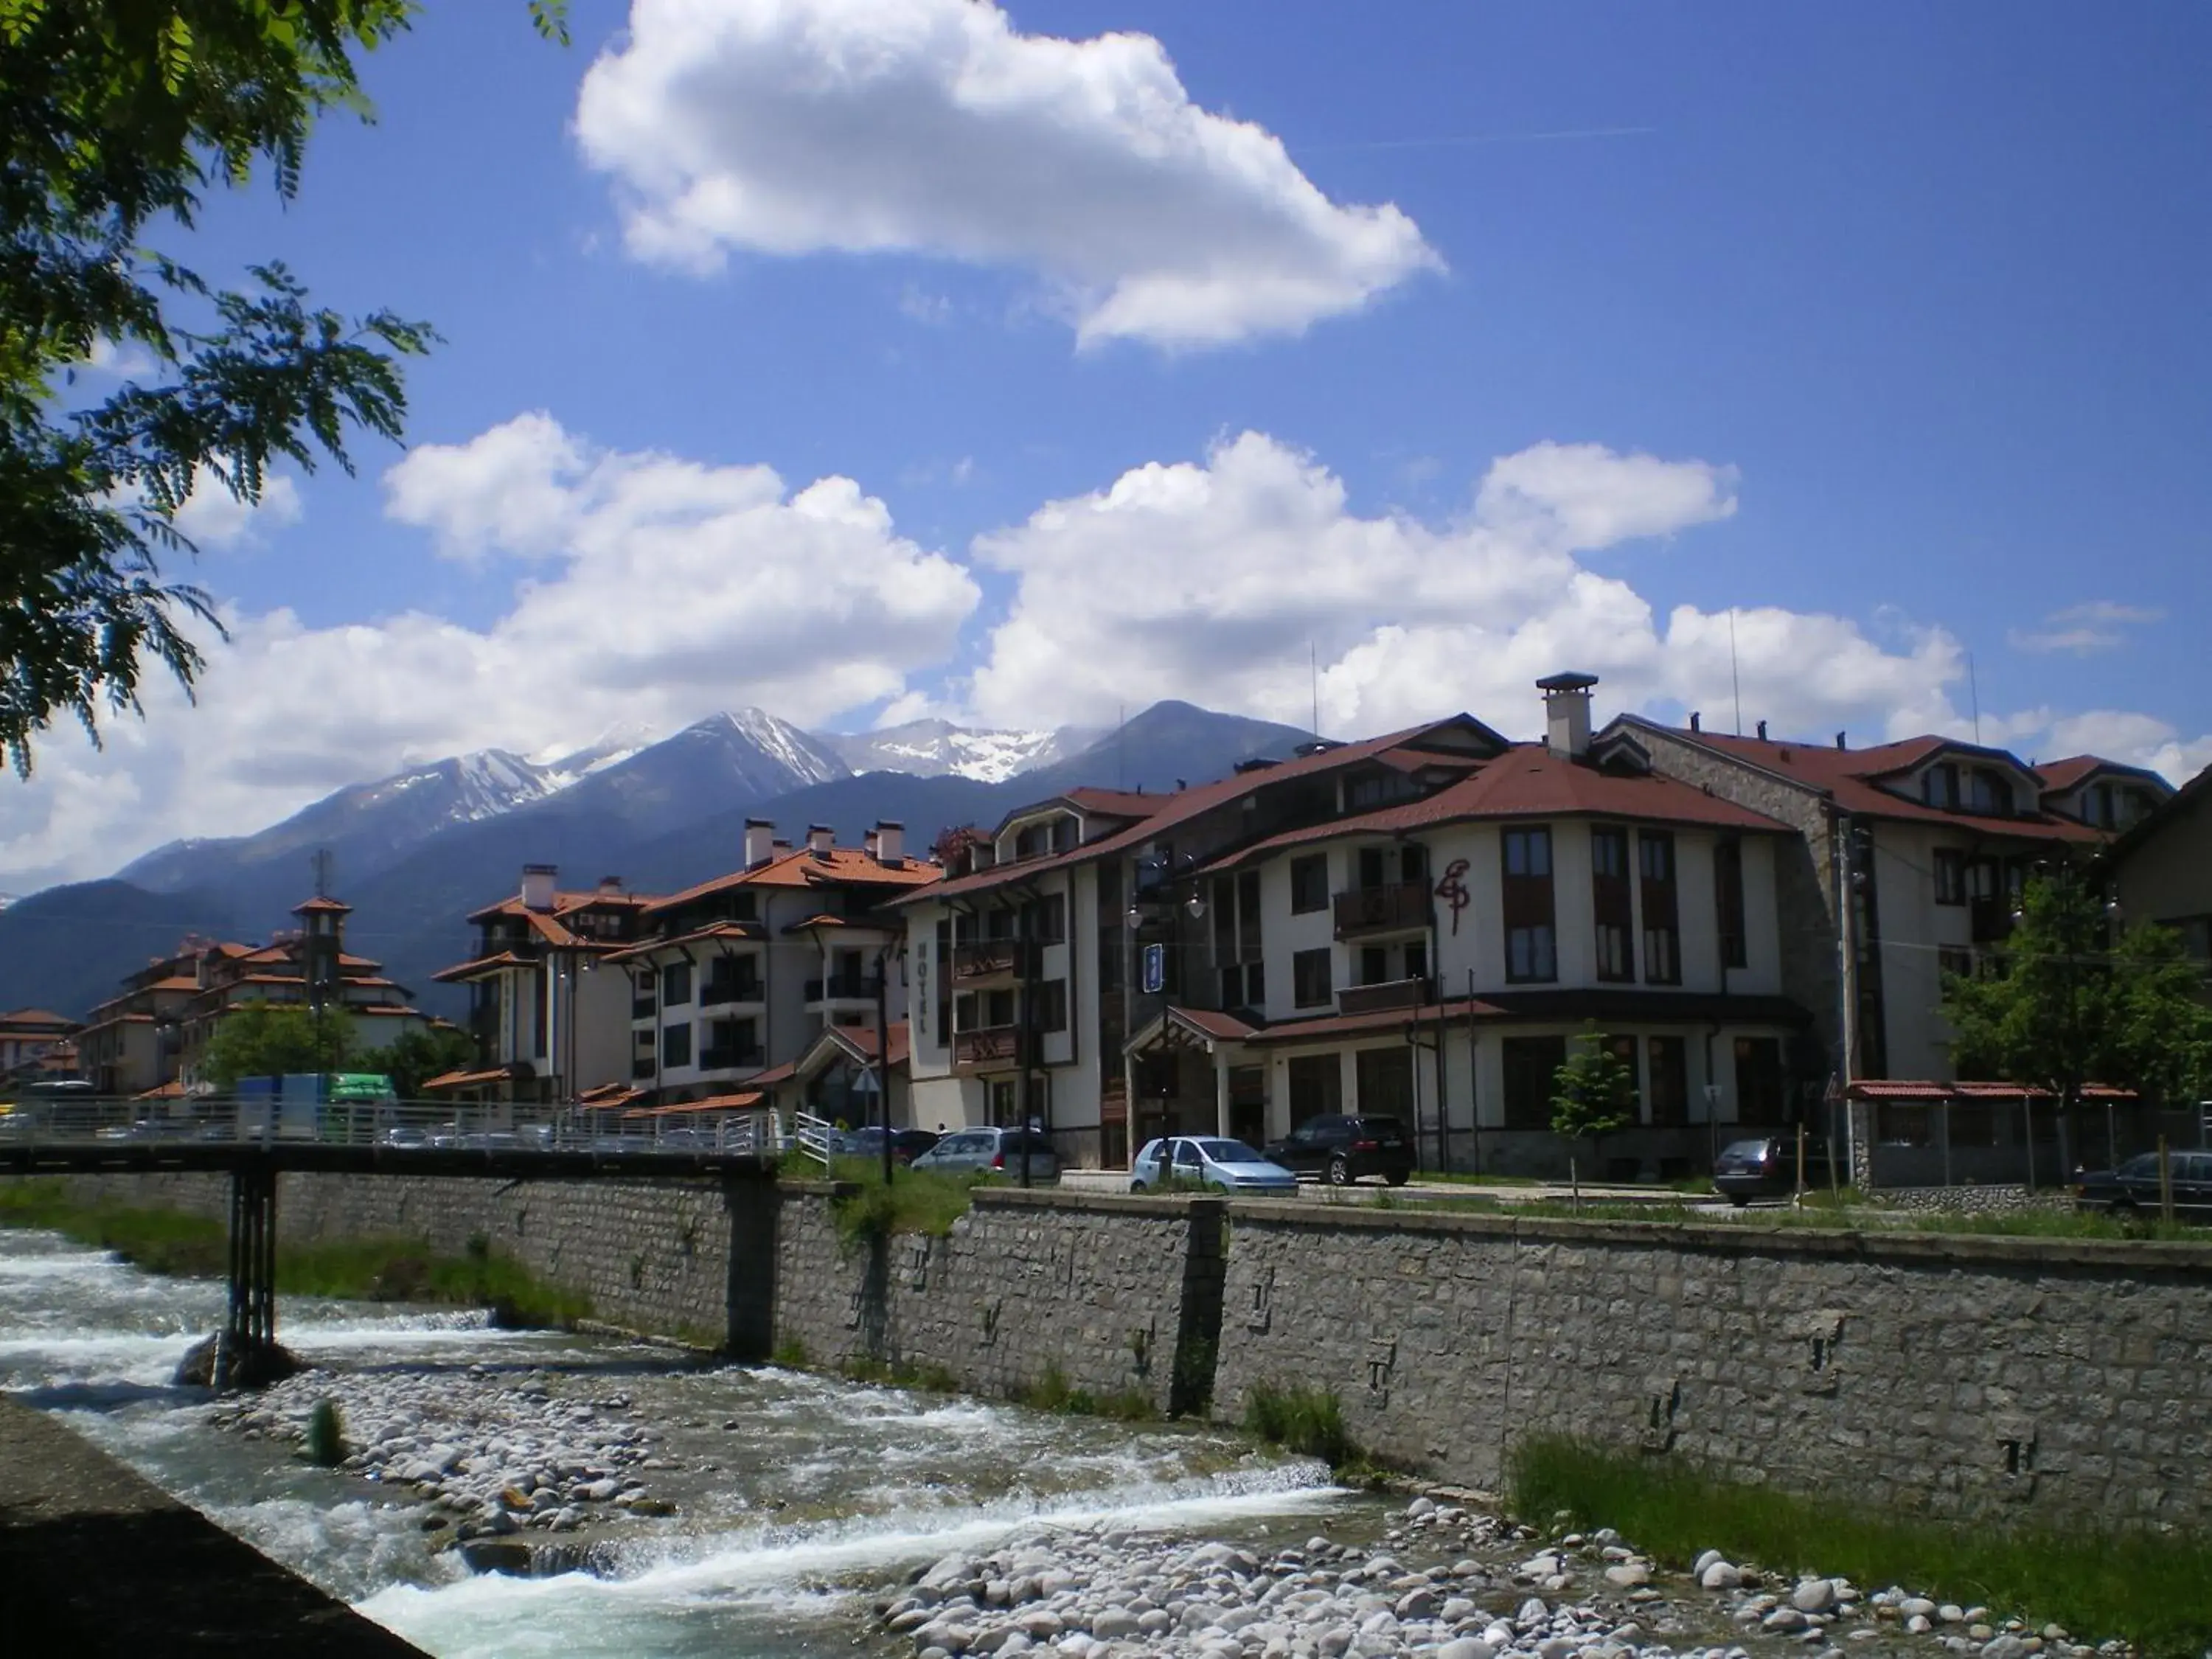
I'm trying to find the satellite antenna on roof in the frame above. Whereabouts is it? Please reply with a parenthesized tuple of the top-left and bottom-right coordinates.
(310, 847, 334, 900)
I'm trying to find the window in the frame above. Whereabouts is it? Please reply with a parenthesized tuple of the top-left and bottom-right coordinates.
(1969, 769, 2014, 816)
(1501, 1035, 1568, 1130)
(1947, 1098, 1996, 1147)
(1024, 892, 1067, 943)
(1356, 1046, 1415, 1119)
(661, 1022, 692, 1068)
(1878, 1103, 1932, 1147)
(1714, 838, 1747, 970)
(1639, 831, 1680, 985)
(661, 960, 692, 1006)
(1293, 947, 1334, 1009)
(1237, 870, 1263, 959)
(1360, 945, 1390, 986)
(984, 988, 1016, 1028)
(1933, 849, 1966, 906)
(1922, 763, 1959, 808)
(953, 990, 977, 1032)
(1357, 846, 1388, 891)
(1646, 1036, 1688, 1126)
(1401, 843, 1429, 886)
(1032, 979, 1068, 1034)
(1591, 826, 1634, 983)
(2082, 782, 2113, 829)
(1503, 827, 1557, 984)
(1287, 1053, 1343, 1126)
(1733, 1037, 1784, 1119)
(1290, 855, 1329, 914)
(1937, 946, 1974, 981)
(1403, 939, 1427, 983)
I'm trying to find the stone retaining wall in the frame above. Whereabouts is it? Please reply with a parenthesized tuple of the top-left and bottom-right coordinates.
(43, 1169, 777, 1354)
(21, 1172, 2211, 1528)
(1211, 1204, 2212, 1526)
(772, 1186, 1222, 1414)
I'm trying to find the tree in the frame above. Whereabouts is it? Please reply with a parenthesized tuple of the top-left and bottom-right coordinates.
(1943, 873, 2212, 1155)
(0, 1, 566, 773)
(1550, 1022, 1636, 1206)
(357, 1023, 476, 1099)
(200, 1000, 349, 1087)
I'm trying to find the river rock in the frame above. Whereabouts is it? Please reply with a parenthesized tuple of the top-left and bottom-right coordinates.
(1700, 1561, 1744, 1590)
(1792, 1579, 1837, 1613)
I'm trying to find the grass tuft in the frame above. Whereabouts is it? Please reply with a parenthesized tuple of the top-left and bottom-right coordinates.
(305, 1398, 346, 1467)
(1244, 1380, 1354, 1466)
(769, 1335, 810, 1371)
(1509, 1436, 2212, 1655)
(827, 1162, 980, 1245)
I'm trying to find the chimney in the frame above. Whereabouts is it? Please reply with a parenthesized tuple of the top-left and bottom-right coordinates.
(807, 824, 834, 857)
(1688, 711, 1701, 733)
(773, 838, 793, 855)
(1537, 672, 1599, 759)
(520, 863, 557, 913)
(1834, 731, 1848, 751)
(875, 820, 905, 865)
(744, 818, 775, 869)
(597, 874, 624, 897)
(1756, 720, 1768, 740)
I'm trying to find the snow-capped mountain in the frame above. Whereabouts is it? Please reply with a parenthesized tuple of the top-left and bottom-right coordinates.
(539, 721, 661, 785)
(826, 719, 1087, 783)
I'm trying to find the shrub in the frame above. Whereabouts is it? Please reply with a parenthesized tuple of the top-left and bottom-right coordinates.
(1244, 1381, 1354, 1467)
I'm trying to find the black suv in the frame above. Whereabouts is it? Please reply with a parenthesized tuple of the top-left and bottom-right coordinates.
(2074, 1150, 2212, 1220)
(1712, 1135, 1833, 1204)
(1263, 1114, 1414, 1186)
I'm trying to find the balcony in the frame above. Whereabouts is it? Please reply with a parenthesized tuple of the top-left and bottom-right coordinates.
(952, 939, 1036, 983)
(698, 1046, 765, 1073)
(805, 973, 884, 1003)
(700, 978, 763, 1009)
(631, 996, 657, 1021)
(1336, 976, 1433, 1016)
(1333, 882, 1430, 939)
(631, 1056, 656, 1079)
(1969, 897, 2014, 945)
(952, 1025, 1019, 1071)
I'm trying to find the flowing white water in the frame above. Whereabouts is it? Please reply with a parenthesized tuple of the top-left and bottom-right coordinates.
(0, 1228, 1357, 1658)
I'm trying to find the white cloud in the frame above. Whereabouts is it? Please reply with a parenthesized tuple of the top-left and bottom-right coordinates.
(0, 414, 978, 882)
(2008, 598, 2166, 655)
(85, 337, 158, 379)
(171, 468, 302, 550)
(573, 0, 1439, 348)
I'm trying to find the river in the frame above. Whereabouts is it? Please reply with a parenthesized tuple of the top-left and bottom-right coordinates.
(0, 1227, 1358, 1658)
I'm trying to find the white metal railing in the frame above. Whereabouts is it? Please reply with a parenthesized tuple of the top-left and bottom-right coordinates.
(792, 1110, 835, 1170)
(0, 1093, 775, 1160)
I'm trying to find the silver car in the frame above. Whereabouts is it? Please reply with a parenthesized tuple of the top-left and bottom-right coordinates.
(1131, 1136, 1298, 1196)
(909, 1127, 1060, 1182)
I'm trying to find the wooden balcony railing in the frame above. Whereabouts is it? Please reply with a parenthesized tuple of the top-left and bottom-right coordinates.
(1332, 881, 1430, 938)
(951, 939, 1034, 982)
(1336, 976, 1433, 1016)
(952, 1026, 1019, 1068)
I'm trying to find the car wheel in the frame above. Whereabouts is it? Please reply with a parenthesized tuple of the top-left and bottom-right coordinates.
(1386, 1169, 1411, 1187)
(1729, 1194, 1750, 1208)
(1130, 1180, 1147, 1194)
(1326, 1155, 1352, 1186)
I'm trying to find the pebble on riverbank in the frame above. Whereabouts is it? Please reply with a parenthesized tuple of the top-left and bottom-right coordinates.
(207, 1361, 675, 1548)
(875, 1498, 2129, 1659)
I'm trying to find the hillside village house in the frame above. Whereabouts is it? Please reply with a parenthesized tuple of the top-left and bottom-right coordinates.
(77, 896, 441, 1098)
(0, 1008, 79, 1083)
(894, 676, 1823, 1179)
(591, 822, 937, 1124)
(2108, 762, 2212, 997)
(431, 869, 661, 1103)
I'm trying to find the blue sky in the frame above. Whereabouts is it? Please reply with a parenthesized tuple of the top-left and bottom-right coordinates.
(7, 0, 2207, 886)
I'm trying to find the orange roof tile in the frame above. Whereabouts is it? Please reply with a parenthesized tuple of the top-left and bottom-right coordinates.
(646, 845, 939, 915)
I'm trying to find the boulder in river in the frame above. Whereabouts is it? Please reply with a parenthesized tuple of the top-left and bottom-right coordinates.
(173, 1332, 300, 1390)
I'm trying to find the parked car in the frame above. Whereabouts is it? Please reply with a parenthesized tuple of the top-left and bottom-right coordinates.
(1130, 1137, 1298, 1196)
(2073, 1150, 2212, 1220)
(1712, 1135, 1833, 1204)
(1262, 1114, 1414, 1186)
(843, 1126, 941, 1165)
(909, 1127, 1060, 1182)
(378, 1125, 431, 1150)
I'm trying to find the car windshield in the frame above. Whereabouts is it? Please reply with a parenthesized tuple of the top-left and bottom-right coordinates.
(2117, 1153, 2160, 1178)
(1719, 1140, 1771, 1161)
(1196, 1139, 1260, 1163)
(1358, 1119, 1405, 1141)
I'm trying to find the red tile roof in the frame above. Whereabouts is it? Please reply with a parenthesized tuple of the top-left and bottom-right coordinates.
(432, 950, 534, 983)
(624, 1091, 765, 1118)
(646, 845, 939, 914)
(423, 1066, 521, 1092)
(601, 920, 764, 964)
(1615, 720, 2110, 842)
(292, 895, 353, 914)
(0, 1009, 77, 1031)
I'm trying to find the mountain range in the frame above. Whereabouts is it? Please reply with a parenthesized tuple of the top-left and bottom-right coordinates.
(0, 701, 1318, 1022)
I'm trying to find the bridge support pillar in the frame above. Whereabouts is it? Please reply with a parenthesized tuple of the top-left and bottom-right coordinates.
(218, 1164, 293, 1389)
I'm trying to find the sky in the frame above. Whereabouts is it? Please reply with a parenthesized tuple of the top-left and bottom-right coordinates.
(6, 0, 2209, 888)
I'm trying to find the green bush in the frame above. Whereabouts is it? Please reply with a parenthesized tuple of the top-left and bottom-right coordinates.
(828, 1164, 978, 1245)
(305, 1398, 346, 1467)
(1509, 1436, 2212, 1656)
(1244, 1380, 1354, 1467)
(769, 1335, 810, 1370)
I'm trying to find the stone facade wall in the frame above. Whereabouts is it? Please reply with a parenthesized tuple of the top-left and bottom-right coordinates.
(45, 1169, 779, 1354)
(1212, 1203, 2212, 1526)
(772, 1186, 1223, 1413)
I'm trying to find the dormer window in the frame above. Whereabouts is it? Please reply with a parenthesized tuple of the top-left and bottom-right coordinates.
(1922, 763, 1959, 808)
(1968, 768, 2014, 816)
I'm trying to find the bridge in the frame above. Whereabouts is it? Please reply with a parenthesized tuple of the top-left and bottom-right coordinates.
(0, 1098, 790, 1387)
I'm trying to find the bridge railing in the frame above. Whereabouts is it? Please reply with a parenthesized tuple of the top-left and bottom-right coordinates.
(0, 1093, 778, 1159)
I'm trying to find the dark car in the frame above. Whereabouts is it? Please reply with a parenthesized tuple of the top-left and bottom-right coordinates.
(843, 1126, 941, 1165)
(1712, 1135, 1832, 1204)
(2073, 1150, 2212, 1220)
(1262, 1114, 1414, 1186)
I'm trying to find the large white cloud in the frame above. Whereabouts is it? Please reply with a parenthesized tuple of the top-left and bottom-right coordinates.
(573, 0, 1439, 348)
(0, 414, 978, 885)
(961, 432, 2202, 773)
